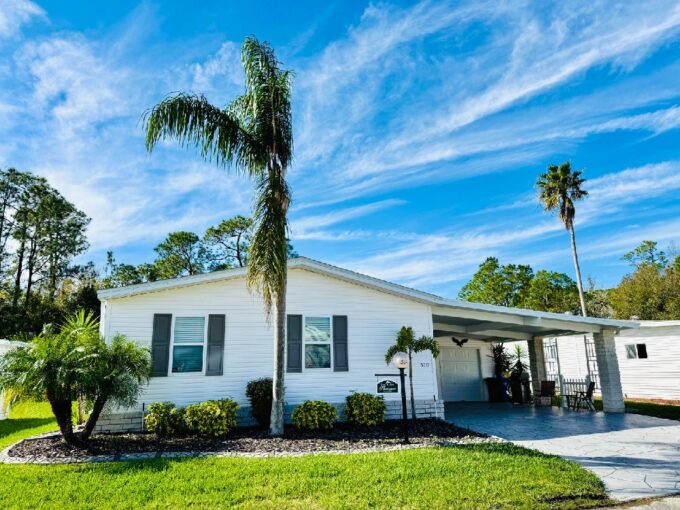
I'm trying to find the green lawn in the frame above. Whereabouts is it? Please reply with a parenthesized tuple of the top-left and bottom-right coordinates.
(0, 403, 610, 510)
(0, 401, 57, 450)
(593, 399, 680, 421)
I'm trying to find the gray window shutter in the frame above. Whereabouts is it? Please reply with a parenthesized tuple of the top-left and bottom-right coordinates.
(333, 315, 348, 372)
(287, 315, 302, 373)
(151, 314, 172, 377)
(206, 314, 226, 376)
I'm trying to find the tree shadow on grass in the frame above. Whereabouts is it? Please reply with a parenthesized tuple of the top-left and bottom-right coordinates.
(0, 417, 55, 439)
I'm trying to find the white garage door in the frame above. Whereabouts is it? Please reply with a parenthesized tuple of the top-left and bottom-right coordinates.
(439, 347, 483, 401)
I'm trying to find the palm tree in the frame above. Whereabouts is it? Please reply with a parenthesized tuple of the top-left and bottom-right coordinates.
(0, 311, 150, 444)
(385, 326, 440, 422)
(537, 162, 588, 316)
(143, 37, 293, 435)
(80, 334, 151, 440)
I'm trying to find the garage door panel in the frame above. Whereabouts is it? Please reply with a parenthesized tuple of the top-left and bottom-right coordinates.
(440, 347, 482, 401)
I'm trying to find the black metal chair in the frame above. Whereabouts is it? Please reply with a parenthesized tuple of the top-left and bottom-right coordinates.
(571, 381, 596, 411)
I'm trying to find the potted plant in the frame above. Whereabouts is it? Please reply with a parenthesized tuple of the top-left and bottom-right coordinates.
(484, 343, 511, 402)
(509, 344, 530, 404)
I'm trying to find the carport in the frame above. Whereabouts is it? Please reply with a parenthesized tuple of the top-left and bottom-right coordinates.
(430, 301, 637, 412)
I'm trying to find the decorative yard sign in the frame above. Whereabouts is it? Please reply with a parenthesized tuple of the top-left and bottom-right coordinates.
(377, 379, 399, 393)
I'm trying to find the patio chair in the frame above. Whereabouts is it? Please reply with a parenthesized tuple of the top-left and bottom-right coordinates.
(570, 381, 596, 411)
(535, 380, 556, 407)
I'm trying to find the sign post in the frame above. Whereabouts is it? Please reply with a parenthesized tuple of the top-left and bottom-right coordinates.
(391, 352, 410, 444)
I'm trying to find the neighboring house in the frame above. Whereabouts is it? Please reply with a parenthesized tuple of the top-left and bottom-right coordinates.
(95, 257, 636, 432)
(538, 321, 680, 401)
(0, 339, 28, 420)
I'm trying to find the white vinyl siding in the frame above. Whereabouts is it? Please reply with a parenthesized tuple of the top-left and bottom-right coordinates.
(521, 323, 680, 400)
(102, 268, 436, 409)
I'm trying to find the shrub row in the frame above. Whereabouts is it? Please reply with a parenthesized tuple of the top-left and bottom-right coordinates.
(146, 389, 387, 437)
(290, 393, 386, 431)
(244, 379, 387, 430)
(145, 399, 239, 438)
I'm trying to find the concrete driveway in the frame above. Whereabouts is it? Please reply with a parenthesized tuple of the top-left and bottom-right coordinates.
(446, 403, 680, 501)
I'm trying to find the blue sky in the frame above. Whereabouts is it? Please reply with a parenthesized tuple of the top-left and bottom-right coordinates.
(1, 1, 679, 297)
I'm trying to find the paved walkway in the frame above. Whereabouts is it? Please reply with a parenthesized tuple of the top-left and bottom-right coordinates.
(445, 403, 680, 501)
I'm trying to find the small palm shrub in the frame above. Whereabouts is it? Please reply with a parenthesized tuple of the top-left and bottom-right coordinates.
(145, 402, 186, 437)
(345, 393, 385, 427)
(291, 400, 337, 431)
(0, 311, 150, 444)
(184, 399, 239, 437)
(245, 378, 272, 428)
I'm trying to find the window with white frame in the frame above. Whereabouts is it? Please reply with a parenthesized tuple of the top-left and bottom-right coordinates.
(172, 316, 206, 373)
(304, 316, 332, 369)
(625, 343, 648, 359)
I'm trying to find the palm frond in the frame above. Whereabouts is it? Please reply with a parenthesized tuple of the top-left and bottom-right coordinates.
(536, 161, 588, 229)
(247, 172, 290, 315)
(143, 93, 266, 176)
(412, 336, 440, 358)
(384, 344, 401, 365)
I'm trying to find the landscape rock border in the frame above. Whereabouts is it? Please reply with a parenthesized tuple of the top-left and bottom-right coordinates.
(1, 419, 502, 465)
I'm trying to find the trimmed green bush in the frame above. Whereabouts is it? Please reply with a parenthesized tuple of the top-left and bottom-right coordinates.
(291, 400, 337, 431)
(246, 378, 272, 428)
(145, 402, 186, 437)
(345, 393, 385, 427)
(184, 399, 239, 437)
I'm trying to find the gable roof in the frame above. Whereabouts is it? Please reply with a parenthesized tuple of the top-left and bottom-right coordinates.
(98, 256, 636, 331)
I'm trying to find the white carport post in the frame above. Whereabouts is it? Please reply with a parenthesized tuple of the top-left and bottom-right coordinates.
(527, 336, 546, 398)
(593, 329, 625, 412)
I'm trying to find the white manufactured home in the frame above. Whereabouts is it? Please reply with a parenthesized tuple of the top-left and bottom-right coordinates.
(95, 257, 636, 432)
(538, 321, 680, 401)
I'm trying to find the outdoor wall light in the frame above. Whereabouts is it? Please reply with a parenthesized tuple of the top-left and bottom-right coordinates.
(391, 351, 410, 443)
(391, 352, 409, 369)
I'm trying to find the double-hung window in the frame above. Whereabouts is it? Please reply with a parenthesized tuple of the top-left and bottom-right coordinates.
(172, 316, 206, 373)
(304, 316, 332, 369)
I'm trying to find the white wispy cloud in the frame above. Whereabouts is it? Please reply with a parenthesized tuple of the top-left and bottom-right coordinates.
(284, 0, 680, 210)
(334, 161, 680, 288)
(291, 198, 405, 233)
(0, 0, 44, 39)
(0, 0, 678, 292)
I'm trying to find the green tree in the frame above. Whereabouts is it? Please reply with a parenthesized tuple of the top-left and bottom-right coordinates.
(153, 231, 207, 278)
(622, 240, 668, 270)
(204, 215, 253, 269)
(144, 37, 293, 435)
(458, 257, 533, 307)
(0, 169, 31, 276)
(79, 334, 151, 440)
(609, 255, 680, 320)
(0, 312, 150, 444)
(524, 270, 579, 313)
(102, 252, 159, 288)
(584, 278, 613, 319)
(537, 162, 588, 316)
(384, 326, 440, 422)
(0, 312, 96, 443)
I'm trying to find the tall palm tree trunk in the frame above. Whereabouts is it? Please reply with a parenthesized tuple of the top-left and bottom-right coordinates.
(569, 225, 587, 317)
(270, 274, 287, 436)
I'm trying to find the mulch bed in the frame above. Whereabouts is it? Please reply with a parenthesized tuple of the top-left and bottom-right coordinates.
(6, 419, 498, 463)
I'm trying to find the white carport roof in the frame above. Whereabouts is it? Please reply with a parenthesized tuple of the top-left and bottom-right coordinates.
(98, 256, 637, 338)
